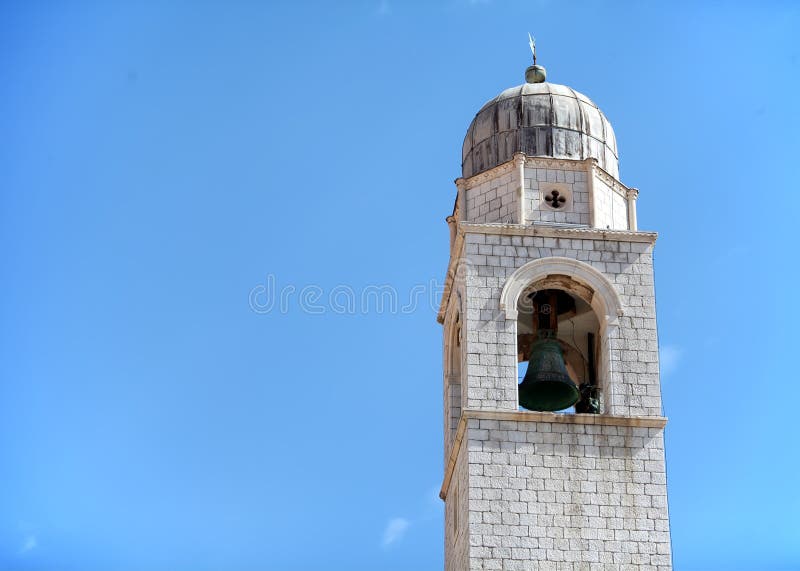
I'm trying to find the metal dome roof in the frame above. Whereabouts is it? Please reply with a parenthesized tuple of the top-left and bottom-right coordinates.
(462, 82, 619, 179)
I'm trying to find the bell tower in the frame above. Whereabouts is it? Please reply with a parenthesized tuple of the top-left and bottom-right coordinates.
(439, 50, 672, 570)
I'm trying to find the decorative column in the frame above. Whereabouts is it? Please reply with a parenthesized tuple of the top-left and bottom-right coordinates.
(455, 177, 467, 223)
(626, 187, 639, 231)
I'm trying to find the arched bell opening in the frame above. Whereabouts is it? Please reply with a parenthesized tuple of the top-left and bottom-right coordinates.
(443, 310, 463, 455)
(516, 275, 602, 414)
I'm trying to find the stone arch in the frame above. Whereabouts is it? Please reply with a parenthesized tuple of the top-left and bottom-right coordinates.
(442, 295, 463, 456)
(500, 257, 623, 324)
(502, 257, 624, 414)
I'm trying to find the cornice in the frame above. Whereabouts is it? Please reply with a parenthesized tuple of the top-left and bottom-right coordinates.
(459, 222, 658, 244)
(458, 161, 516, 190)
(458, 156, 591, 191)
(592, 162, 631, 199)
(439, 410, 668, 500)
(522, 156, 592, 172)
(440, 410, 469, 499)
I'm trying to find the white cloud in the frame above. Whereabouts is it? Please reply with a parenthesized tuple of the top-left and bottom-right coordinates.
(659, 345, 683, 377)
(381, 517, 410, 548)
(19, 534, 37, 555)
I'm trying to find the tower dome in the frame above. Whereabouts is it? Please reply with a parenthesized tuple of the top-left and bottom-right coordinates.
(461, 81, 619, 179)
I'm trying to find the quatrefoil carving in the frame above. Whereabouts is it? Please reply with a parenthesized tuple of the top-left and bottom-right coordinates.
(545, 190, 566, 209)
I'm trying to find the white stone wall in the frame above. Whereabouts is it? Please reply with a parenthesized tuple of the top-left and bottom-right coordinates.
(592, 174, 629, 230)
(464, 417, 672, 570)
(523, 165, 590, 226)
(460, 158, 637, 231)
(445, 442, 470, 571)
(444, 378, 461, 463)
(462, 232, 661, 417)
(465, 169, 518, 224)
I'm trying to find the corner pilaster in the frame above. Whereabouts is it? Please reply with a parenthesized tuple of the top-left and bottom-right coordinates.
(513, 152, 526, 225)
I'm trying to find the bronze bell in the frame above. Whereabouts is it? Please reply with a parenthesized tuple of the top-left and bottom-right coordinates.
(518, 290, 580, 412)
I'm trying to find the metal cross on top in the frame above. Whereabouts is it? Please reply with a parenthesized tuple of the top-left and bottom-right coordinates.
(545, 189, 566, 208)
(528, 33, 537, 65)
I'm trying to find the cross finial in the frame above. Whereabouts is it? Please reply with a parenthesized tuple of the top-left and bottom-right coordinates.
(524, 34, 546, 83)
(528, 33, 537, 65)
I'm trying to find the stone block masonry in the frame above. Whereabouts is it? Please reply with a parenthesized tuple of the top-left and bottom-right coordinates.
(459, 158, 634, 231)
(465, 416, 670, 571)
(465, 166, 519, 224)
(461, 228, 661, 418)
(524, 164, 590, 226)
(440, 411, 671, 571)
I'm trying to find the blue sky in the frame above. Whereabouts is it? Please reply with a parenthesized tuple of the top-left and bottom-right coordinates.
(1, 1, 799, 570)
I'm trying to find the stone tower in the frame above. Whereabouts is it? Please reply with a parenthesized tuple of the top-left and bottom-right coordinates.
(438, 58, 672, 570)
